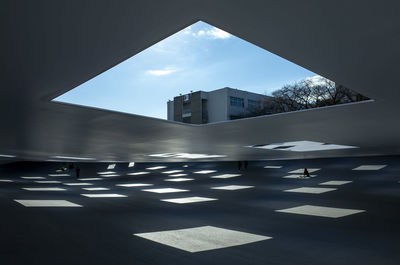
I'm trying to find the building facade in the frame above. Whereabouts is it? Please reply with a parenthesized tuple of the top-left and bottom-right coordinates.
(167, 87, 273, 124)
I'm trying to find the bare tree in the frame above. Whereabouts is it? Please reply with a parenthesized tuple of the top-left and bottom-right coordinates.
(246, 77, 369, 117)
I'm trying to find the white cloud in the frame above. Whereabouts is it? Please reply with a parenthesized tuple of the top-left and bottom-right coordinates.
(304, 75, 333, 86)
(207, 27, 231, 39)
(146, 67, 180, 76)
(183, 26, 192, 34)
(191, 27, 231, 39)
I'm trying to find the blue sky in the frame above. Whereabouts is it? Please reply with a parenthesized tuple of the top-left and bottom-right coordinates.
(54, 21, 318, 119)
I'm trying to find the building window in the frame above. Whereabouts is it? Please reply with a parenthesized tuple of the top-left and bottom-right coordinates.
(182, 104, 191, 117)
(230, 96, 244, 107)
(248, 99, 259, 109)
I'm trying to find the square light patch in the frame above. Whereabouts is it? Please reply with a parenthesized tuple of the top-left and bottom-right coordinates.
(194, 170, 217, 174)
(169, 173, 188, 177)
(64, 183, 93, 186)
(21, 177, 45, 180)
(101, 174, 120, 177)
(249, 141, 357, 152)
(107, 164, 116, 170)
(161, 197, 217, 204)
(35, 180, 61, 184)
(210, 174, 241, 179)
(79, 178, 102, 181)
(128, 162, 135, 167)
(352, 165, 387, 170)
(319, 180, 352, 186)
(146, 166, 167, 170)
(211, 185, 254, 191)
(282, 174, 316, 179)
(97, 171, 116, 175)
(288, 168, 321, 174)
(276, 205, 365, 218)
(22, 187, 66, 191)
(284, 187, 337, 194)
(142, 188, 189, 193)
(15, 200, 82, 207)
(164, 178, 194, 182)
(162, 170, 184, 174)
(81, 193, 127, 198)
(134, 226, 271, 253)
(48, 174, 70, 177)
(127, 172, 150, 176)
(82, 187, 110, 191)
(116, 183, 153, 187)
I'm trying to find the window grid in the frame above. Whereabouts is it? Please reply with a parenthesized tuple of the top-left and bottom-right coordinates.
(230, 96, 244, 107)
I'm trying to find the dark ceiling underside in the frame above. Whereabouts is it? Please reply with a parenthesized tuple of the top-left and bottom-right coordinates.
(1, 0, 400, 162)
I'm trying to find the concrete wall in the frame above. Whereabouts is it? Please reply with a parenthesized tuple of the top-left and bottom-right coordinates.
(189, 91, 203, 124)
(207, 88, 228, 123)
(167, 101, 174, 121)
(169, 92, 204, 124)
(173, 96, 183, 122)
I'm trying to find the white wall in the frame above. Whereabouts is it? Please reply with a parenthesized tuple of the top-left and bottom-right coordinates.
(207, 88, 228, 123)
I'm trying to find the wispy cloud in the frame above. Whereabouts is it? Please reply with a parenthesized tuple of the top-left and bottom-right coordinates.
(190, 26, 232, 39)
(146, 67, 180, 76)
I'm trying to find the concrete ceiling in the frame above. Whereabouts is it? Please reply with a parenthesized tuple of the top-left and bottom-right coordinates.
(2, 0, 400, 162)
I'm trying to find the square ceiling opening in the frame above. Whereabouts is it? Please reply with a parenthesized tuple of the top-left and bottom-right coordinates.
(53, 21, 369, 124)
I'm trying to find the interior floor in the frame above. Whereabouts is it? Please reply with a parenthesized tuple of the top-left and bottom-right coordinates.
(0, 156, 399, 265)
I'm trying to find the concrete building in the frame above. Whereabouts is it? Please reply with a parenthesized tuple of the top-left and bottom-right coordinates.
(167, 87, 273, 124)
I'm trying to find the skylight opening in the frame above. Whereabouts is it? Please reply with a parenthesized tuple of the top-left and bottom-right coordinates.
(54, 21, 369, 123)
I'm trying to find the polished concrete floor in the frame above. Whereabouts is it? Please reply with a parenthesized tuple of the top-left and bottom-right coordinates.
(0, 156, 399, 265)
